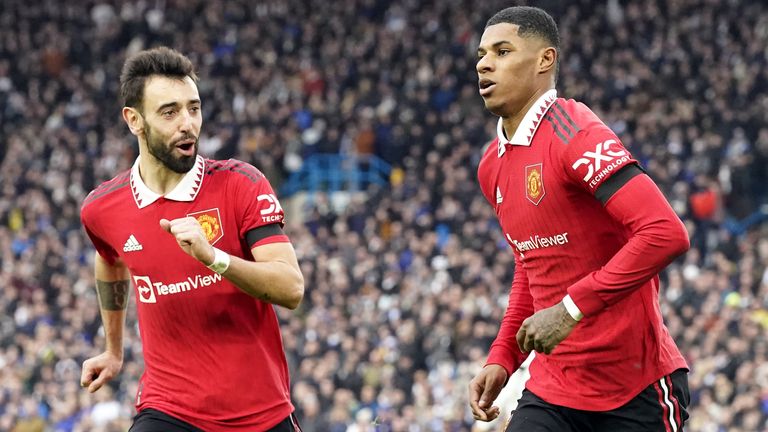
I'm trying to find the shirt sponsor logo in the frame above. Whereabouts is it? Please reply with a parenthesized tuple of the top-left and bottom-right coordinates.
(506, 231, 569, 258)
(525, 163, 545, 205)
(571, 139, 630, 188)
(132, 273, 223, 304)
(187, 208, 223, 245)
(257, 193, 284, 223)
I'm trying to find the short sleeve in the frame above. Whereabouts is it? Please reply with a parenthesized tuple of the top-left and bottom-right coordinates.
(81, 210, 119, 265)
(236, 170, 287, 239)
(562, 125, 638, 194)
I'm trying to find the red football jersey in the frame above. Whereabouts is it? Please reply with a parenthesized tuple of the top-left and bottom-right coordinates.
(81, 156, 294, 430)
(478, 90, 687, 411)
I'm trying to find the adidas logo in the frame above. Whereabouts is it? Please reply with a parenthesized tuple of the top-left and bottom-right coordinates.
(496, 187, 503, 204)
(123, 234, 143, 252)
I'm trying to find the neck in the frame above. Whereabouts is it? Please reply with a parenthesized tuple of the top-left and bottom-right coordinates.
(137, 146, 187, 196)
(500, 87, 553, 141)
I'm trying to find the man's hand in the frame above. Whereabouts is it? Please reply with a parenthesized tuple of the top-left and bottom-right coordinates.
(468, 364, 508, 422)
(516, 301, 578, 355)
(80, 351, 123, 393)
(160, 217, 214, 265)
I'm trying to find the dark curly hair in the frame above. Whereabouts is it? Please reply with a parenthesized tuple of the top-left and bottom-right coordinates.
(119, 47, 198, 111)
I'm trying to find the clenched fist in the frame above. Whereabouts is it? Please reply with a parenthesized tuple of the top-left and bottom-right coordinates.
(160, 217, 214, 265)
(516, 302, 578, 355)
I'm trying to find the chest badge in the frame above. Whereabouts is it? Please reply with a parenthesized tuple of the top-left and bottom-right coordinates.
(187, 208, 223, 245)
(525, 163, 546, 205)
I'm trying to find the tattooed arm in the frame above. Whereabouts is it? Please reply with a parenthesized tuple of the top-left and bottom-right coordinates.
(80, 254, 130, 393)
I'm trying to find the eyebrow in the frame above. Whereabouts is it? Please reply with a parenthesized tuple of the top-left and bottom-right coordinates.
(155, 99, 201, 113)
(477, 40, 513, 52)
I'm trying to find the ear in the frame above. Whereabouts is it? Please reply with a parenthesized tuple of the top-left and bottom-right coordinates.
(538, 47, 557, 75)
(122, 107, 144, 136)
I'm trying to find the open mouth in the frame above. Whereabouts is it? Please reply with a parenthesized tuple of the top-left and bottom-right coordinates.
(175, 139, 196, 155)
(479, 79, 496, 96)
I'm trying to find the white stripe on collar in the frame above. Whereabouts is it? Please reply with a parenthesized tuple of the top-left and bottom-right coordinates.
(497, 89, 558, 157)
(130, 155, 205, 209)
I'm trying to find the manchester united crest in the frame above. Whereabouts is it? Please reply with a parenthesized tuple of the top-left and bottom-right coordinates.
(525, 163, 545, 205)
(187, 208, 223, 245)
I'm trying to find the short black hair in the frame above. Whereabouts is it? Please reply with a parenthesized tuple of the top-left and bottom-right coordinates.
(120, 46, 198, 111)
(486, 6, 560, 77)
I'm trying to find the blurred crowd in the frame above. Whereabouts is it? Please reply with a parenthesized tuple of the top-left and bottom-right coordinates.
(1, 0, 767, 431)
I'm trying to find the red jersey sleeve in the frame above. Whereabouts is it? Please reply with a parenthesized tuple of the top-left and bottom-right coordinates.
(566, 174, 690, 316)
(234, 166, 289, 246)
(485, 255, 534, 376)
(562, 124, 637, 194)
(80, 207, 119, 265)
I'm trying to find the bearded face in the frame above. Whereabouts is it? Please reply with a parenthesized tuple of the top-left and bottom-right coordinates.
(144, 121, 198, 173)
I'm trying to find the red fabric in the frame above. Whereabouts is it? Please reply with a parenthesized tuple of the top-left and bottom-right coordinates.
(485, 255, 534, 376)
(690, 189, 717, 220)
(81, 159, 294, 431)
(478, 98, 688, 411)
(567, 174, 690, 315)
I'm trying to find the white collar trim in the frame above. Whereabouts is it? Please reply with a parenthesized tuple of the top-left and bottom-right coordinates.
(130, 155, 205, 209)
(497, 89, 558, 157)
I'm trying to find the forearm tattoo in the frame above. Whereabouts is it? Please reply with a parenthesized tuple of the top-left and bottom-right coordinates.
(96, 280, 130, 310)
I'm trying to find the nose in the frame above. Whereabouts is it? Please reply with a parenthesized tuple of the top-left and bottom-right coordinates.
(476, 54, 493, 74)
(178, 109, 193, 133)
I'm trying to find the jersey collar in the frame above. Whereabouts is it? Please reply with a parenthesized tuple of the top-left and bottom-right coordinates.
(497, 89, 558, 157)
(130, 155, 205, 209)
